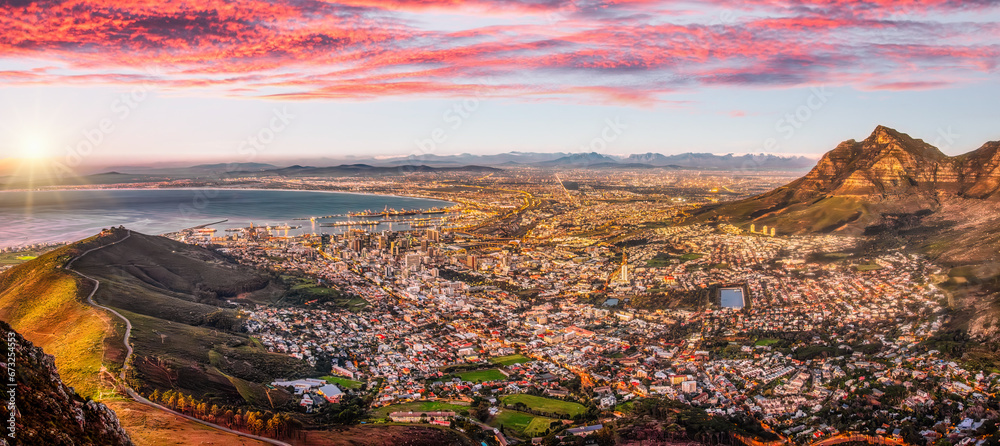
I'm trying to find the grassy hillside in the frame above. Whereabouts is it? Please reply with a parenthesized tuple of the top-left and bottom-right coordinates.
(0, 230, 308, 407)
(0, 233, 123, 398)
(65, 232, 308, 406)
(692, 191, 874, 235)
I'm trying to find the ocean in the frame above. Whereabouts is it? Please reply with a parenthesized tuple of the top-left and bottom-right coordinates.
(0, 188, 453, 249)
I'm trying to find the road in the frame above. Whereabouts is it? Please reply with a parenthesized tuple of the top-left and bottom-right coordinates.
(66, 230, 135, 380)
(808, 434, 906, 446)
(64, 230, 292, 446)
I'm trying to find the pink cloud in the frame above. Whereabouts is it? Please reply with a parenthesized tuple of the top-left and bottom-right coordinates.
(0, 0, 995, 103)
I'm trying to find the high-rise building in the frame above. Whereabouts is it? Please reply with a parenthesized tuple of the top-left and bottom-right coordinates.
(405, 253, 422, 269)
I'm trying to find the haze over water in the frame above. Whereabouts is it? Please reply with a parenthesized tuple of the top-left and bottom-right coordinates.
(0, 189, 452, 249)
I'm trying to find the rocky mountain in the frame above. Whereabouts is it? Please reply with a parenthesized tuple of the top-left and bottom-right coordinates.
(694, 126, 1000, 234)
(775, 126, 965, 199)
(0, 320, 133, 446)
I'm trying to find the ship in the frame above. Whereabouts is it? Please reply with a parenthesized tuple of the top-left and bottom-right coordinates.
(347, 206, 454, 218)
(320, 220, 380, 227)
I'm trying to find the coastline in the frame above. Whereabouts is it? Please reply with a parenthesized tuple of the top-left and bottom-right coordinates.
(0, 186, 457, 207)
(0, 187, 458, 250)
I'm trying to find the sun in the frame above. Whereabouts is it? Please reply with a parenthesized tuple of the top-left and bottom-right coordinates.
(16, 135, 53, 160)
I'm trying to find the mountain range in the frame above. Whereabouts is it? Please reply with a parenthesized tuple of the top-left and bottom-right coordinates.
(78, 152, 815, 176)
(312, 151, 815, 170)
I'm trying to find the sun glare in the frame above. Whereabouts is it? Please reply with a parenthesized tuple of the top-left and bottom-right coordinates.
(16, 135, 52, 160)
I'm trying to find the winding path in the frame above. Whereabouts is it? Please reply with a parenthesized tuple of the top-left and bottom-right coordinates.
(64, 230, 292, 446)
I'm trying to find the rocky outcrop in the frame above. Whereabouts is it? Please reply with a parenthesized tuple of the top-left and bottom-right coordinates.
(0, 321, 133, 446)
(788, 125, 963, 199)
(958, 141, 1000, 198)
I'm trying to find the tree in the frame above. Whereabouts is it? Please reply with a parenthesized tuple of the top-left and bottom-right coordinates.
(267, 417, 283, 437)
(541, 432, 560, 446)
(246, 411, 259, 431)
(592, 426, 616, 446)
(474, 404, 490, 422)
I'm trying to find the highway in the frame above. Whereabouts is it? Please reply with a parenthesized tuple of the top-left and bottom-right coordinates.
(64, 230, 292, 446)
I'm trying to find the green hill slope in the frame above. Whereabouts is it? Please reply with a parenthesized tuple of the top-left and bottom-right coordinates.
(68, 230, 311, 406)
(0, 231, 126, 398)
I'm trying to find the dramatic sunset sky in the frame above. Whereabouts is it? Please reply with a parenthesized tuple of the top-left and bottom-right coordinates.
(0, 0, 998, 167)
